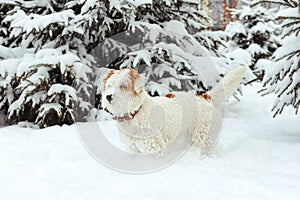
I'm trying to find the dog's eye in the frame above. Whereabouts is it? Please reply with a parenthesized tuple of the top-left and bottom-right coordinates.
(120, 84, 128, 90)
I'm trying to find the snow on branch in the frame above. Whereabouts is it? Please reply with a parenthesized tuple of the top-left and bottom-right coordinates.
(260, 0, 300, 116)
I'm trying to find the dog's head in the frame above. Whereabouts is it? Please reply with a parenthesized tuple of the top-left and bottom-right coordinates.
(101, 69, 146, 121)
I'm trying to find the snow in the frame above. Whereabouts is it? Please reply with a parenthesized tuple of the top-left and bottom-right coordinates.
(247, 43, 268, 56)
(8, 85, 36, 117)
(0, 46, 33, 60)
(249, 21, 276, 34)
(255, 59, 274, 72)
(0, 46, 16, 59)
(16, 50, 81, 76)
(0, 0, 17, 5)
(48, 84, 78, 103)
(181, 0, 199, 4)
(4, 10, 76, 36)
(134, 0, 152, 7)
(152, 42, 219, 86)
(225, 21, 246, 37)
(1, 83, 300, 199)
(30, 90, 48, 105)
(109, 0, 122, 10)
(146, 81, 171, 96)
(126, 49, 152, 67)
(273, 35, 300, 61)
(276, 6, 298, 19)
(225, 48, 252, 68)
(163, 20, 188, 36)
(80, 0, 97, 14)
(38, 103, 63, 117)
(153, 63, 177, 78)
(0, 59, 20, 78)
(160, 76, 181, 88)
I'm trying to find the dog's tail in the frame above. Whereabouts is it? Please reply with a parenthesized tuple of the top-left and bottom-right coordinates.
(209, 66, 246, 107)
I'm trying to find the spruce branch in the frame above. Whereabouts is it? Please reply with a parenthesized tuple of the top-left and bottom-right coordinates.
(275, 49, 300, 61)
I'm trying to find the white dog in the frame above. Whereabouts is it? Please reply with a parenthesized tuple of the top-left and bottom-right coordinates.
(101, 67, 246, 154)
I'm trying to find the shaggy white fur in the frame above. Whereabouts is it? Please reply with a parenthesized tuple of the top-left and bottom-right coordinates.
(102, 67, 246, 154)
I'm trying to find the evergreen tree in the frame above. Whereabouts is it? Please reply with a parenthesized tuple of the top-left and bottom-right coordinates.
(0, 0, 105, 127)
(0, 0, 226, 127)
(260, 0, 300, 117)
(95, 0, 226, 97)
(224, 0, 281, 79)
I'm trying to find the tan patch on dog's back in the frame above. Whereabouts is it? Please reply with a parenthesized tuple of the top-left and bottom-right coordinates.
(165, 93, 175, 98)
(196, 93, 211, 100)
(103, 69, 115, 90)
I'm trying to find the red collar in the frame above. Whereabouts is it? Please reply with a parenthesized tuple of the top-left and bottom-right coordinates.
(112, 106, 141, 123)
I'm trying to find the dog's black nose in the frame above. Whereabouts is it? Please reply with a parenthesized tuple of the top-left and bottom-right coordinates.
(106, 94, 113, 103)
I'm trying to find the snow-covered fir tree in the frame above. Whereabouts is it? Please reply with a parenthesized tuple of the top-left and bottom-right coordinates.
(224, 0, 281, 80)
(0, 0, 104, 127)
(260, 0, 300, 117)
(95, 0, 226, 98)
(0, 0, 226, 127)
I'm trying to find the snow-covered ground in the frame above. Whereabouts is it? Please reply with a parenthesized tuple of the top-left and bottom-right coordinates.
(1, 83, 300, 200)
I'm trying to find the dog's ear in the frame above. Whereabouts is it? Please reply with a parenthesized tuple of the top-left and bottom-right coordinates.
(103, 69, 115, 90)
(129, 69, 145, 93)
